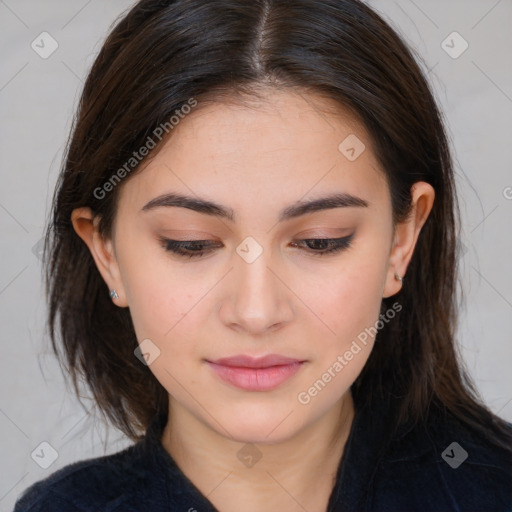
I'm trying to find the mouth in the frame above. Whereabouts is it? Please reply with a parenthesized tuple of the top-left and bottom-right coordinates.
(205, 354, 307, 391)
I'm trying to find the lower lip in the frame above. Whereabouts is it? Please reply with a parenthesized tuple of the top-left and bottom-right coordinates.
(206, 361, 305, 391)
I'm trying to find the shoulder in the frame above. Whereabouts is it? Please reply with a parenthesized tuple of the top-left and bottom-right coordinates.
(373, 406, 512, 511)
(13, 441, 158, 512)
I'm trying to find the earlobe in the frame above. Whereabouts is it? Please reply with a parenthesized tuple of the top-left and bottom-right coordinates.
(382, 181, 435, 298)
(70, 207, 128, 307)
(382, 222, 409, 298)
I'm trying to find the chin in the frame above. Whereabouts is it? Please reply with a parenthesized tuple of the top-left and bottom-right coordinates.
(226, 426, 295, 446)
(213, 407, 305, 445)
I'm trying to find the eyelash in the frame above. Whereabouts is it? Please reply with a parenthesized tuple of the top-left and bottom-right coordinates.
(159, 234, 354, 259)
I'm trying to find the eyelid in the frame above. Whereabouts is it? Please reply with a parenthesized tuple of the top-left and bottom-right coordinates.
(159, 226, 352, 239)
(158, 233, 355, 259)
(296, 231, 351, 239)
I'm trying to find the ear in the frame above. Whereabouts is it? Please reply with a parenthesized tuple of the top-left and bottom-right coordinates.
(71, 207, 128, 307)
(382, 181, 435, 298)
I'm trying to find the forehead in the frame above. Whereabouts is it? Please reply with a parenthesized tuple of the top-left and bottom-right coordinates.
(117, 89, 390, 220)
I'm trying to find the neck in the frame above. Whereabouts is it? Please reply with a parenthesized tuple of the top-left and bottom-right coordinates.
(161, 391, 355, 512)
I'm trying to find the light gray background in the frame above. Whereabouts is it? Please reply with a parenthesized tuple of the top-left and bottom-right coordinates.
(1, 0, 511, 509)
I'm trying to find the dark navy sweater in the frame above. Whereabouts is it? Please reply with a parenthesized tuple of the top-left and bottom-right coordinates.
(13, 393, 512, 511)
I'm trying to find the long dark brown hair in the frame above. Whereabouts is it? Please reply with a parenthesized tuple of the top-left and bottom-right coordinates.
(43, 0, 512, 451)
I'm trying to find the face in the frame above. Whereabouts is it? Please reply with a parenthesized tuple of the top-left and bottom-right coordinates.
(81, 89, 414, 444)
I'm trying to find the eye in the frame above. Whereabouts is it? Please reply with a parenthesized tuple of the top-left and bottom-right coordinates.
(159, 238, 220, 259)
(290, 234, 354, 256)
(159, 234, 354, 259)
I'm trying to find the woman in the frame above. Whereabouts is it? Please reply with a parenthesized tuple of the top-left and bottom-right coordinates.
(14, 0, 512, 511)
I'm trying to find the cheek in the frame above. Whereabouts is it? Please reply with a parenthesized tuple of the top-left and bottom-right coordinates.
(304, 257, 387, 343)
(293, 270, 384, 410)
(115, 234, 204, 346)
(294, 250, 388, 400)
(124, 267, 210, 396)
(108, 223, 206, 401)
(125, 271, 207, 346)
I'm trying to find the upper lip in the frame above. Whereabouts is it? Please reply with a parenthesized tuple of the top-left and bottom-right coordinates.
(207, 354, 305, 368)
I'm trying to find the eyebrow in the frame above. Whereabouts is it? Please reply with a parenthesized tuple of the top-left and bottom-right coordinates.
(141, 192, 369, 222)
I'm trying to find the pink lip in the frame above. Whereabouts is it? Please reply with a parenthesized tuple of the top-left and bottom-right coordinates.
(205, 354, 306, 391)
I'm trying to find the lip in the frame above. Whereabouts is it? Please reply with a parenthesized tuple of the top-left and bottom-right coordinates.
(205, 354, 306, 391)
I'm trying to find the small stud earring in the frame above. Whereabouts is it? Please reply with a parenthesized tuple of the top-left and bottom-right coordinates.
(110, 289, 119, 300)
(394, 273, 403, 282)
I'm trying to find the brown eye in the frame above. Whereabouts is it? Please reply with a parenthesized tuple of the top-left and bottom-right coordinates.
(159, 234, 354, 260)
(289, 234, 354, 256)
(159, 239, 219, 258)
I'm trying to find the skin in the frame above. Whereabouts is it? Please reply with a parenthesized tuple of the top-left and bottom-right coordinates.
(72, 88, 434, 512)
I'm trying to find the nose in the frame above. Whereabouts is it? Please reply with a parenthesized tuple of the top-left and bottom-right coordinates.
(218, 246, 294, 335)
